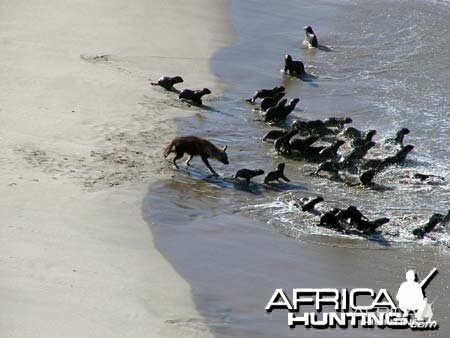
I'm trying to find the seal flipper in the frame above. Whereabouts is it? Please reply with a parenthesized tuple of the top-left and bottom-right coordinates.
(280, 175, 290, 182)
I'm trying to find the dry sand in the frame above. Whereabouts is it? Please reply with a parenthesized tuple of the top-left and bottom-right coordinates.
(0, 0, 231, 337)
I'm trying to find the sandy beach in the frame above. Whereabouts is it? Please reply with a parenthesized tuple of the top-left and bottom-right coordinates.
(0, 1, 231, 337)
(2, 0, 449, 337)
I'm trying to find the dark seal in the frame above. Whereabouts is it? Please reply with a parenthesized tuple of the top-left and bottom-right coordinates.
(284, 54, 305, 76)
(246, 86, 285, 104)
(274, 129, 298, 154)
(265, 98, 298, 122)
(260, 92, 285, 111)
(359, 169, 377, 186)
(281, 98, 300, 118)
(304, 26, 318, 48)
(317, 140, 345, 161)
(179, 88, 211, 106)
(264, 98, 288, 122)
(340, 141, 376, 168)
(264, 163, 290, 184)
(298, 196, 324, 212)
(384, 128, 410, 147)
(234, 169, 265, 182)
(315, 160, 341, 177)
(412, 211, 450, 239)
(151, 76, 184, 90)
(262, 129, 288, 143)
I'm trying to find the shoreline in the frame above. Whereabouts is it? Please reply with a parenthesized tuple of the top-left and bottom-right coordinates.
(0, 1, 232, 337)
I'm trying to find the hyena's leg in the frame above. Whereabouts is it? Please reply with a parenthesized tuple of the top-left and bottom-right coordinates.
(185, 154, 193, 166)
(201, 155, 217, 175)
(172, 151, 184, 169)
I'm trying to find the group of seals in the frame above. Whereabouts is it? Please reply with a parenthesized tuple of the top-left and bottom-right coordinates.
(255, 94, 418, 191)
(242, 25, 427, 237)
(246, 85, 300, 122)
(280, 26, 320, 78)
(159, 24, 446, 241)
(233, 163, 290, 185)
(296, 196, 390, 235)
(152, 75, 211, 106)
(264, 98, 300, 122)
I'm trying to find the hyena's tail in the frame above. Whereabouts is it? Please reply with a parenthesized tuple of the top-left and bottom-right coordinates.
(163, 140, 175, 158)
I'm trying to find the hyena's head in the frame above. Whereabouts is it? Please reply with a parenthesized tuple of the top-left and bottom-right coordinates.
(217, 145, 229, 165)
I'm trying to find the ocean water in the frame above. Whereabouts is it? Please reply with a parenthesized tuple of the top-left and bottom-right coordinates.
(210, 0, 450, 247)
(144, 0, 450, 337)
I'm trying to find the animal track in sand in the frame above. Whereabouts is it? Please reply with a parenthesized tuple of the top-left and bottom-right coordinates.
(15, 127, 168, 191)
(80, 54, 112, 64)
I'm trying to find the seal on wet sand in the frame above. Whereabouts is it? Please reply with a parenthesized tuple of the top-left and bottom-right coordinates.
(260, 92, 285, 111)
(264, 98, 288, 122)
(317, 140, 345, 161)
(264, 163, 290, 184)
(234, 169, 265, 182)
(262, 129, 288, 143)
(178, 88, 211, 106)
(359, 169, 377, 186)
(297, 196, 324, 212)
(274, 129, 298, 154)
(246, 86, 285, 104)
(151, 76, 184, 90)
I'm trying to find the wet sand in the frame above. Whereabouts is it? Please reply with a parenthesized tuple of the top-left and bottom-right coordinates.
(0, 0, 230, 337)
